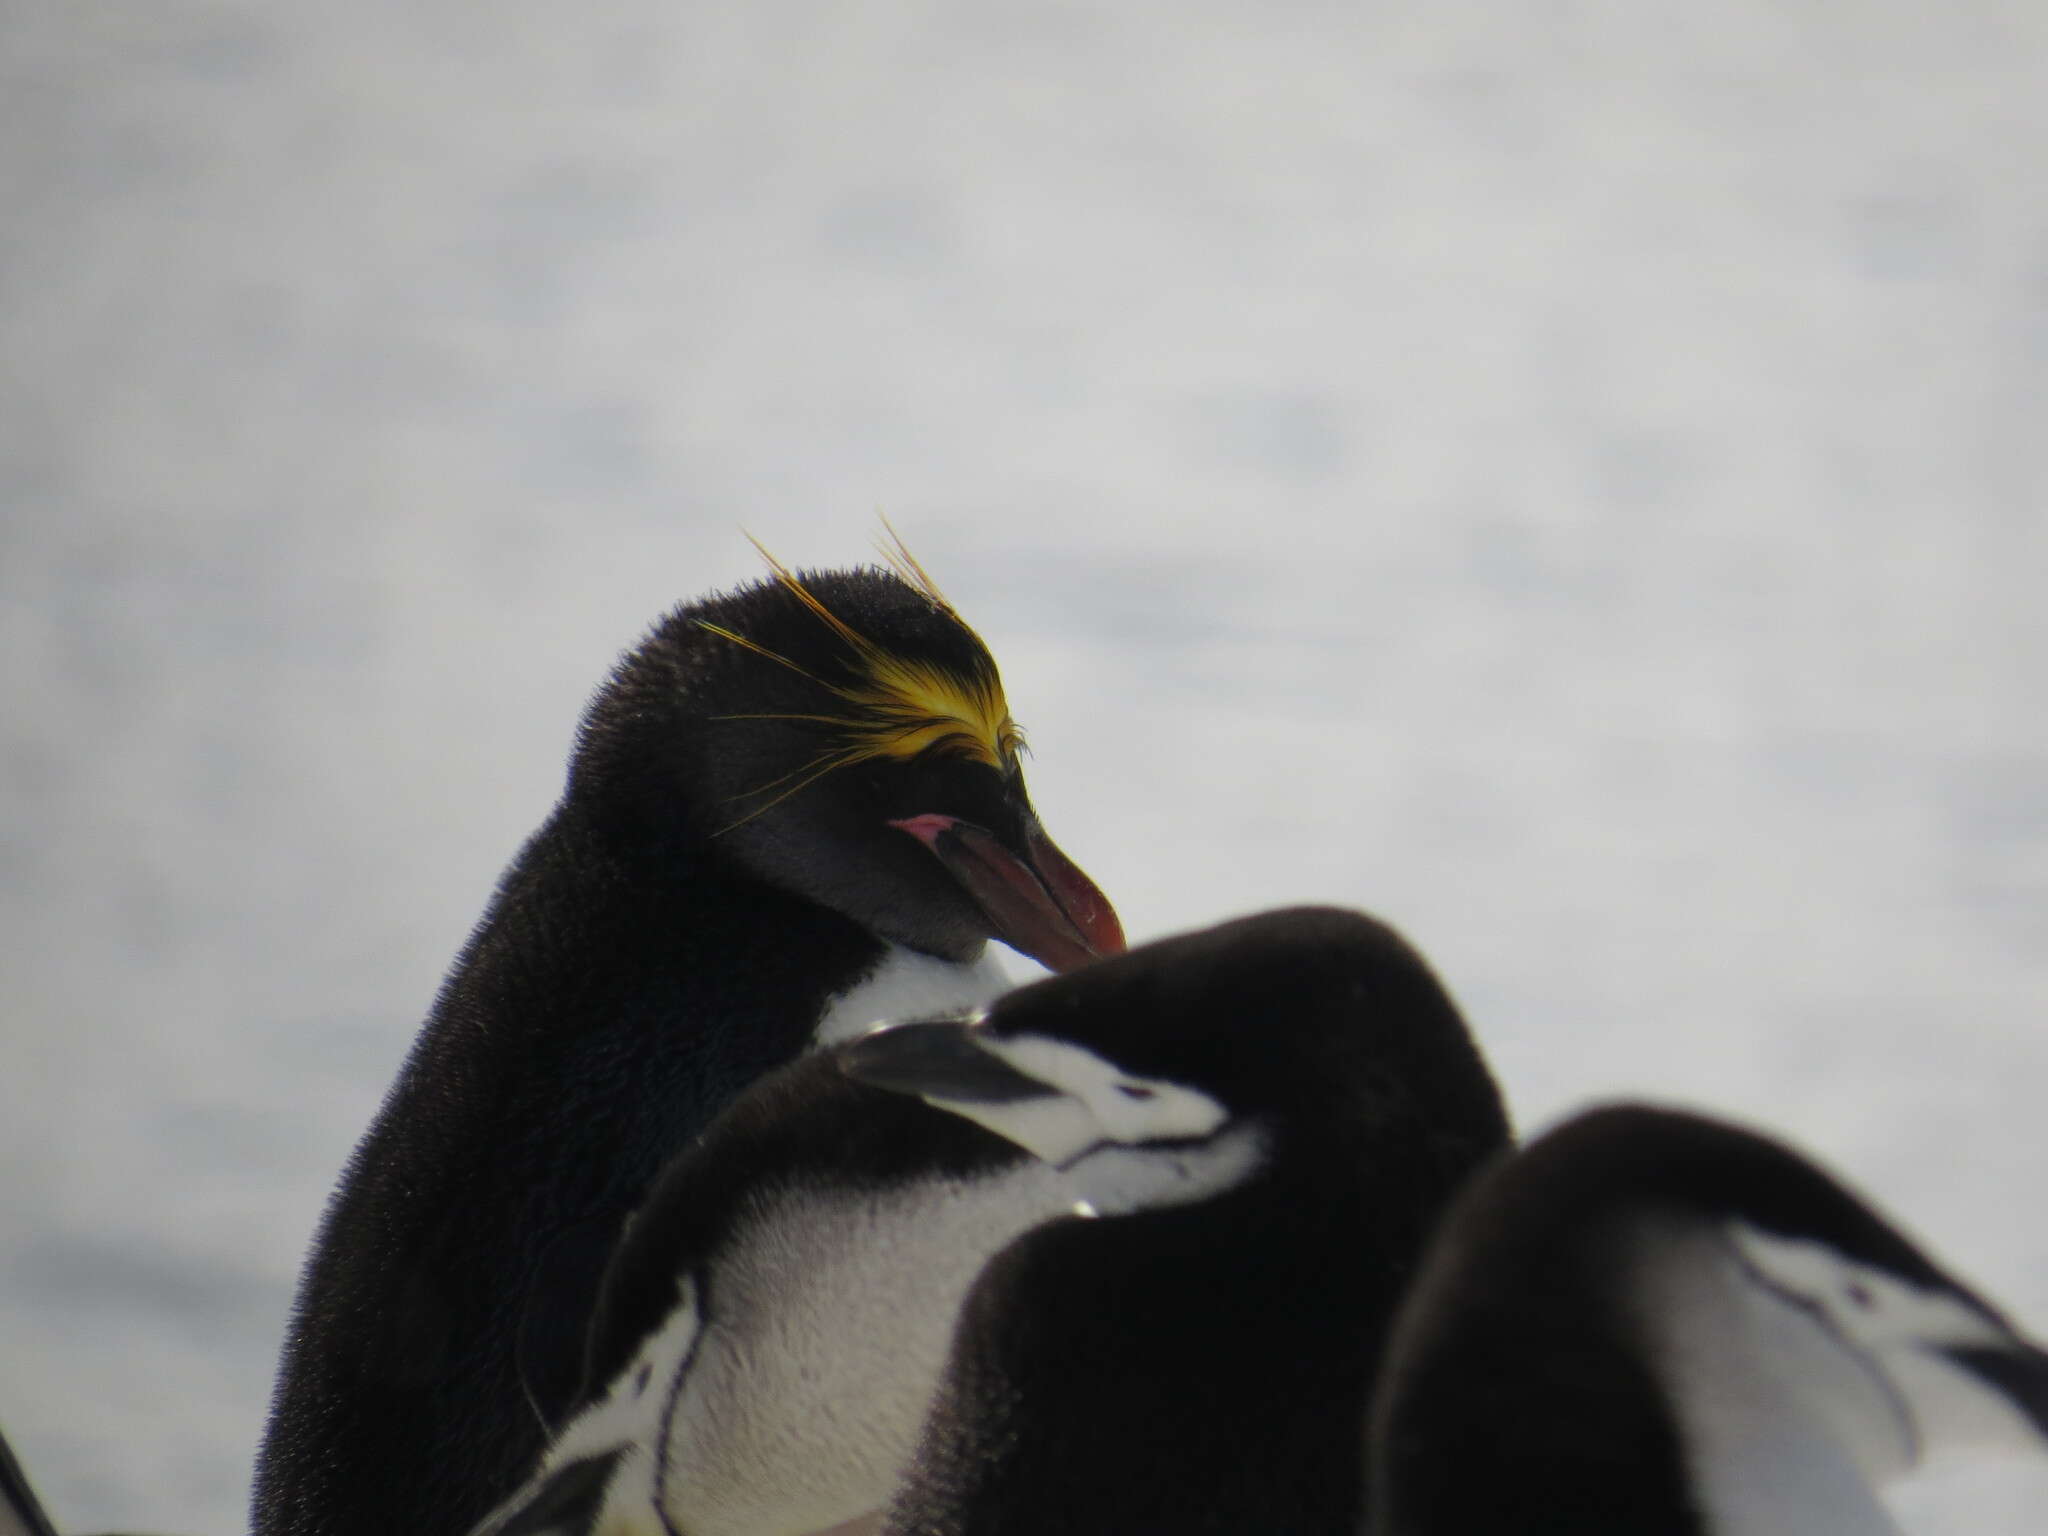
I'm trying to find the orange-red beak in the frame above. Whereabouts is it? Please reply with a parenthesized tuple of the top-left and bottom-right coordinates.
(889, 814, 1125, 973)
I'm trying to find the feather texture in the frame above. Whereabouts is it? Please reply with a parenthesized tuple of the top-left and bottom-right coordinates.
(699, 534, 1024, 833)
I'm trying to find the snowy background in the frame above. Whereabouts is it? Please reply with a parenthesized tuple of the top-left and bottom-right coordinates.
(5, 3, 2046, 1531)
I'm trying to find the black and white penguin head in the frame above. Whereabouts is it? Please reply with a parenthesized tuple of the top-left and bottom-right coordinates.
(570, 540, 1121, 970)
(1700, 1220, 2048, 1475)
(840, 906, 1506, 1216)
(1570, 1107, 2048, 1487)
(1440, 1107, 2048, 1502)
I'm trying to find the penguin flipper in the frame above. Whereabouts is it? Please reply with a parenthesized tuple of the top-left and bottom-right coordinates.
(0, 1423, 61, 1536)
(471, 1449, 623, 1536)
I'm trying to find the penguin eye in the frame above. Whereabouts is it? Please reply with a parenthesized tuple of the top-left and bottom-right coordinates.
(1115, 1083, 1156, 1101)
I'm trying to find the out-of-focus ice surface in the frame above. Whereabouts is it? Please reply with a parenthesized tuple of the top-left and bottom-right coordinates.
(3, 3, 2045, 1531)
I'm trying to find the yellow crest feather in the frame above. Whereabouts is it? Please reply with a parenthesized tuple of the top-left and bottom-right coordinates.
(699, 531, 1024, 832)
(873, 515, 959, 615)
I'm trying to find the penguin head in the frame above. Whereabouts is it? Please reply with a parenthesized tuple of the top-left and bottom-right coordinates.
(571, 551, 1121, 971)
(839, 906, 1505, 1215)
(1700, 1217, 2048, 1480)
(1445, 1107, 2048, 1488)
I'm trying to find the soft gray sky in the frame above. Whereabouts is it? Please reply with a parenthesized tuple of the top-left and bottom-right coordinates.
(4, 3, 2046, 1531)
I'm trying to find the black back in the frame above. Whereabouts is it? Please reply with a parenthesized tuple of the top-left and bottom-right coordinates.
(885, 907, 1513, 1536)
(254, 568, 1051, 1536)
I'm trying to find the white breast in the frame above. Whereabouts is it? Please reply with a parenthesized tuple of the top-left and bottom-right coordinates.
(812, 943, 1016, 1048)
(656, 1160, 1080, 1536)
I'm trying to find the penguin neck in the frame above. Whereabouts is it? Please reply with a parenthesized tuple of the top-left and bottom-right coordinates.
(444, 796, 1014, 1211)
(1368, 1266, 1704, 1536)
(554, 795, 1009, 1023)
(895, 1138, 1392, 1536)
(811, 943, 1013, 1049)
(434, 809, 895, 1208)
(466, 797, 887, 1050)
(1624, 1223, 1910, 1536)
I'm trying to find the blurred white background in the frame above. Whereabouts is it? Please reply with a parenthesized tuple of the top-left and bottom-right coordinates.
(4, 3, 2045, 1531)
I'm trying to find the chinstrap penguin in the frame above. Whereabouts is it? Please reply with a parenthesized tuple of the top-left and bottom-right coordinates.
(843, 905, 1512, 1536)
(256, 547, 1122, 1536)
(465, 1035, 1085, 1536)
(1364, 1104, 2048, 1535)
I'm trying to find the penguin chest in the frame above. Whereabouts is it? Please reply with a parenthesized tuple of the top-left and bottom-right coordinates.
(656, 1165, 1078, 1536)
(810, 944, 1015, 1049)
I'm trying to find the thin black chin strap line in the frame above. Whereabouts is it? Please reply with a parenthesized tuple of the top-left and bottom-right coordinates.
(1720, 1230, 1921, 1468)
